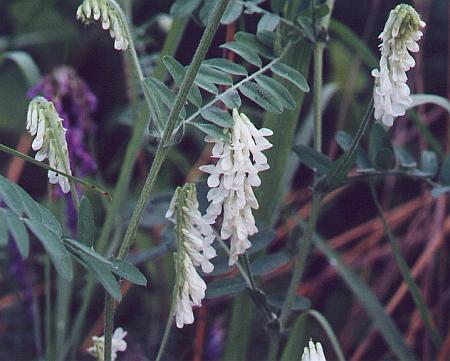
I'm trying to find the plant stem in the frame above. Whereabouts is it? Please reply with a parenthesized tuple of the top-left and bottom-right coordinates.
(369, 183, 442, 349)
(103, 1, 231, 359)
(154, 286, 176, 361)
(313, 42, 324, 152)
(103, 294, 114, 361)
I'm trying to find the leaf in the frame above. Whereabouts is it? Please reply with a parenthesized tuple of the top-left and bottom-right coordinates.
(255, 74, 296, 110)
(221, 2, 243, 24)
(313, 233, 418, 361)
(293, 145, 332, 175)
(394, 147, 417, 168)
(0, 210, 7, 246)
(439, 155, 450, 185)
(170, 0, 201, 17)
(235, 32, 274, 59)
(111, 259, 147, 286)
(78, 196, 95, 246)
(268, 294, 311, 311)
(420, 150, 438, 177)
(219, 89, 242, 109)
(80, 254, 122, 301)
(194, 74, 218, 94)
(36, 203, 62, 236)
(198, 65, 233, 85)
(62, 238, 112, 267)
(257, 13, 280, 34)
(270, 63, 309, 92)
(251, 251, 290, 276)
(5, 210, 29, 257)
(335, 131, 372, 169)
(200, 106, 234, 128)
(0, 175, 25, 216)
(144, 77, 186, 120)
(409, 94, 450, 114)
(192, 122, 231, 143)
(239, 81, 283, 113)
(248, 229, 276, 255)
(0, 51, 41, 87)
(162, 56, 202, 107)
(220, 42, 262, 67)
(369, 123, 395, 171)
(296, 16, 315, 42)
(203, 58, 248, 76)
(25, 219, 73, 280)
(206, 277, 247, 299)
(327, 151, 357, 188)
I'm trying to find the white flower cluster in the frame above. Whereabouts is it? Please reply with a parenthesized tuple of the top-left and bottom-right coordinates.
(166, 184, 216, 328)
(372, 4, 425, 126)
(26, 97, 72, 193)
(76, 0, 129, 50)
(200, 109, 273, 266)
(301, 341, 326, 361)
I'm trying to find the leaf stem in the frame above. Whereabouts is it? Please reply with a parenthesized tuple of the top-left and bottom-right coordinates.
(369, 183, 442, 349)
(103, 0, 231, 358)
(154, 286, 176, 361)
(313, 42, 324, 152)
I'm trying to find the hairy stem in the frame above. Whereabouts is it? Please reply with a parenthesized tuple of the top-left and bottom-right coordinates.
(103, 0, 231, 359)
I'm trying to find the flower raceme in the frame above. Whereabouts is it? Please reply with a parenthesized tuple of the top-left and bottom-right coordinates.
(76, 0, 129, 51)
(372, 4, 425, 127)
(165, 184, 216, 328)
(87, 327, 127, 361)
(301, 340, 327, 361)
(26, 97, 73, 194)
(200, 109, 273, 266)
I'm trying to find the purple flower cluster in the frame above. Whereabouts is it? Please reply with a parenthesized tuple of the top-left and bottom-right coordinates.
(28, 66, 98, 177)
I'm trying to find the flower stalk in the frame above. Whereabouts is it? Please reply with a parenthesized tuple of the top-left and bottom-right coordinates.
(102, 1, 231, 359)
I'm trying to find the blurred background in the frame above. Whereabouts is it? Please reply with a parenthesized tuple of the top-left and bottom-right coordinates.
(0, 0, 449, 360)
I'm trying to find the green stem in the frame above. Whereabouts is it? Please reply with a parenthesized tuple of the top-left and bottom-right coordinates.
(279, 194, 322, 328)
(103, 0, 231, 358)
(326, 97, 374, 185)
(313, 42, 324, 152)
(369, 183, 442, 350)
(154, 286, 176, 361)
(103, 294, 114, 361)
(0, 143, 109, 199)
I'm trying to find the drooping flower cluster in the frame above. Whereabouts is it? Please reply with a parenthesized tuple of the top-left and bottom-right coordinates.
(372, 4, 425, 126)
(165, 183, 216, 328)
(26, 97, 72, 193)
(87, 327, 127, 361)
(301, 341, 326, 361)
(200, 109, 273, 266)
(28, 66, 98, 178)
(76, 0, 129, 50)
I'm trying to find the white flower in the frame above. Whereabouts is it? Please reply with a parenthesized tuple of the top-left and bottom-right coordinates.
(301, 341, 326, 361)
(199, 109, 273, 266)
(87, 327, 127, 361)
(76, 0, 129, 50)
(372, 4, 425, 126)
(156, 14, 173, 33)
(26, 97, 72, 193)
(166, 183, 216, 328)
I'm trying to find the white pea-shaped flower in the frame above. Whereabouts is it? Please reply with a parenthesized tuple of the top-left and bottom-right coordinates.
(372, 4, 425, 126)
(301, 341, 326, 361)
(26, 97, 72, 193)
(200, 109, 273, 266)
(76, 0, 129, 50)
(166, 183, 216, 328)
(87, 327, 127, 361)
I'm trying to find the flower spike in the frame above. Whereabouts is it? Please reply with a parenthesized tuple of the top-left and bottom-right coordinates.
(200, 109, 273, 266)
(76, 0, 129, 50)
(166, 183, 216, 328)
(372, 4, 425, 126)
(26, 97, 73, 193)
